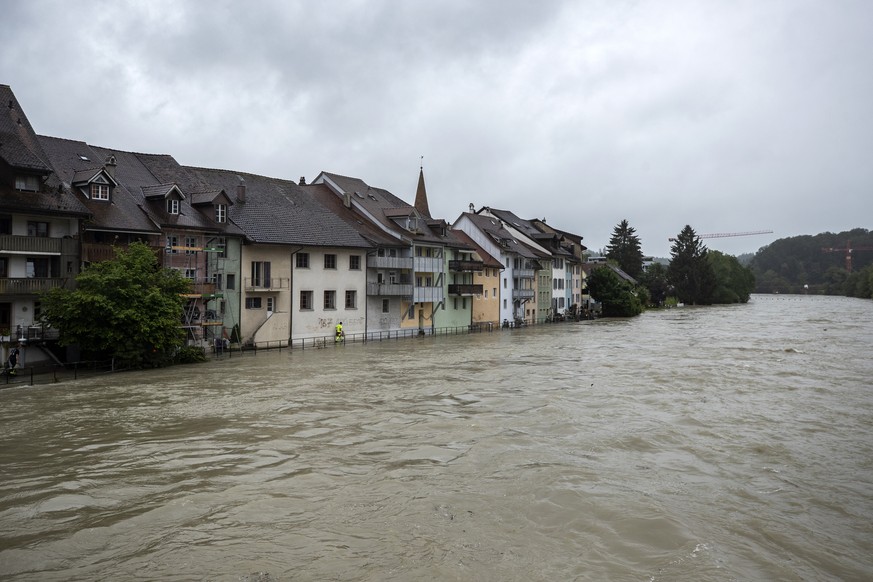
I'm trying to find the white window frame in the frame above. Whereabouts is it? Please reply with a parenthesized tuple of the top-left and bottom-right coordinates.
(91, 183, 110, 200)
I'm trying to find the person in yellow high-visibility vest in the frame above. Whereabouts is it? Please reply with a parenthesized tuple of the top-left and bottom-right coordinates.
(335, 321, 344, 342)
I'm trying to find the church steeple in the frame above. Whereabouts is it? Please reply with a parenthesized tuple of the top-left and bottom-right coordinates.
(414, 157, 431, 219)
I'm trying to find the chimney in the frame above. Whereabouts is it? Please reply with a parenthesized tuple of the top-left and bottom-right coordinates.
(236, 177, 246, 203)
(343, 192, 351, 208)
(104, 155, 117, 178)
(299, 176, 306, 185)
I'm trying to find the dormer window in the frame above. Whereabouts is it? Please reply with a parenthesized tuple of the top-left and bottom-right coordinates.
(167, 199, 180, 215)
(215, 203, 227, 223)
(91, 183, 110, 201)
(15, 175, 39, 192)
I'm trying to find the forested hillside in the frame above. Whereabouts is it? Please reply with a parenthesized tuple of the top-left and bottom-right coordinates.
(750, 228, 873, 296)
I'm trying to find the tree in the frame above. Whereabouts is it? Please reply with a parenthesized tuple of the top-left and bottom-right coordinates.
(637, 262, 670, 306)
(667, 225, 716, 305)
(40, 242, 190, 368)
(708, 250, 755, 303)
(605, 219, 644, 279)
(587, 266, 643, 317)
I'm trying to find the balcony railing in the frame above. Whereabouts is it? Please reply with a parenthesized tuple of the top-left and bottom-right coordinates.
(414, 286, 444, 303)
(512, 288, 535, 299)
(448, 283, 483, 296)
(448, 259, 484, 272)
(414, 257, 443, 273)
(514, 268, 535, 279)
(367, 282, 413, 296)
(15, 325, 60, 342)
(244, 277, 290, 292)
(0, 235, 63, 254)
(367, 256, 413, 269)
(0, 278, 67, 295)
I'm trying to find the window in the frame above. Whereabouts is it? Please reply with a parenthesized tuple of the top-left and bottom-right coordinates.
(0, 258, 7, 278)
(185, 236, 197, 254)
(251, 261, 271, 288)
(27, 221, 49, 237)
(216, 237, 227, 258)
(184, 268, 196, 280)
(349, 255, 361, 270)
(503, 278, 507, 288)
(166, 235, 178, 254)
(212, 273, 223, 290)
(226, 274, 236, 290)
(493, 287, 496, 297)
(382, 299, 389, 313)
(245, 297, 262, 309)
(26, 257, 50, 278)
(167, 199, 180, 215)
(267, 297, 274, 313)
(485, 290, 488, 298)
(324, 254, 337, 269)
(0, 214, 10, 235)
(300, 290, 313, 310)
(324, 290, 336, 309)
(90, 183, 110, 200)
(345, 290, 357, 309)
(15, 175, 39, 191)
(215, 203, 227, 223)
(296, 253, 309, 268)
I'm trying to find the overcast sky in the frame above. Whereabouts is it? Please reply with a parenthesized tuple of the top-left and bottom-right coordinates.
(3, 0, 871, 257)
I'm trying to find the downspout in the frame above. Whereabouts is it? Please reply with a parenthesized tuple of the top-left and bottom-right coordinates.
(289, 246, 304, 344)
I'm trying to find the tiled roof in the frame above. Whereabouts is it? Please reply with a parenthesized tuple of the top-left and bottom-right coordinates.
(303, 183, 401, 248)
(0, 84, 53, 173)
(319, 171, 454, 246)
(173, 167, 372, 247)
(38, 136, 159, 233)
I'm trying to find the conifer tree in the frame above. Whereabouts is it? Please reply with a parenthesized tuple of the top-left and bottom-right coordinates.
(667, 225, 717, 304)
(605, 219, 644, 279)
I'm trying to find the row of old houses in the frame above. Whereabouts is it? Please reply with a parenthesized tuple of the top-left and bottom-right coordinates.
(1, 84, 595, 366)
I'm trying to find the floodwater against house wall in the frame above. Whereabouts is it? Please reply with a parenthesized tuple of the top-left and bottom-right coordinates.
(1, 295, 872, 581)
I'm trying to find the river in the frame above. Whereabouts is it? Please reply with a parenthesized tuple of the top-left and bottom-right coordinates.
(1, 294, 872, 581)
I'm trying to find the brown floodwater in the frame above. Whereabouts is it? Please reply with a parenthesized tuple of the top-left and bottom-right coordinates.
(1, 295, 872, 581)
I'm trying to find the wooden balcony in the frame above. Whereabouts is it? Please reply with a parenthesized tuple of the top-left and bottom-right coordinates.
(367, 282, 413, 296)
(512, 288, 535, 300)
(414, 286, 444, 303)
(367, 256, 413, 269)
(449, 259, 484, 272)
(448, 283, 483, 296)
(0, 235, 63, 254)
(0, 278, 67, 295)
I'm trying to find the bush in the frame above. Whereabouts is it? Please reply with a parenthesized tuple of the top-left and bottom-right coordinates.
(174, 346, 207, 364)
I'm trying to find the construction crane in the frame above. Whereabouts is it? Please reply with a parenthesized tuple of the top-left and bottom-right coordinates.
(821, 241, 873, 272)
(668, 230, 773, 242)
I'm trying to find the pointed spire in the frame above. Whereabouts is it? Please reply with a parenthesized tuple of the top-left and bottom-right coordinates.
(414, 156, 431, 218)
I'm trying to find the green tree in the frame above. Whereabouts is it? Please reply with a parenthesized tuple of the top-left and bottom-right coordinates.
(637, 262, 670, 306)
(40, 242, 190, 368)
(667, 225, 716, 305)
(605, 219, 644, 279)
(708, 250, 755, 303)
(587, 266, 643, 317)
